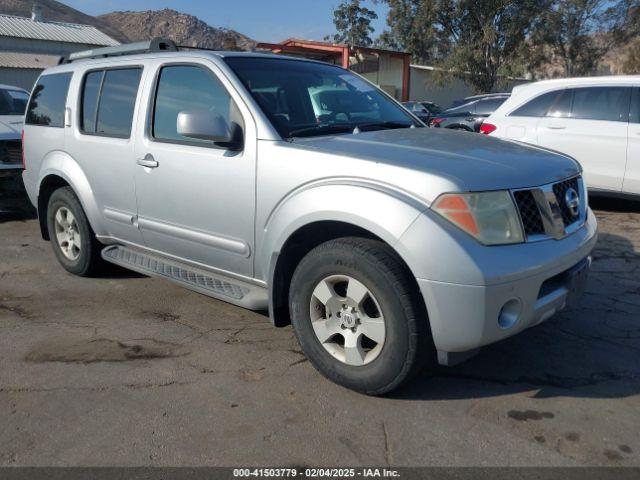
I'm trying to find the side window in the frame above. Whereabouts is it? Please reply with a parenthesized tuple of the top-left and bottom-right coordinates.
(80, 68, 142, 138)
(571, 87, 631, 122)
(546, 89, 572, 118)
(631, 88, 640, 124)
(153, 65, 237, 145)
(510, 91, 560, 117)
(81, 71, 103, 133)
(475, 98, 507, 115)
(25, 72, 72, 127)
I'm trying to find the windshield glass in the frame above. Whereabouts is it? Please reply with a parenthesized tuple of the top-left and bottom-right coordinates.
(0, 88, 29, 115)
(224, 57, 419, 139)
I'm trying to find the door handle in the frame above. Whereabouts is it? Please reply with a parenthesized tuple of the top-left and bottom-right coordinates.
(546, 125, 566, 130)
(137, 154, 158, 168)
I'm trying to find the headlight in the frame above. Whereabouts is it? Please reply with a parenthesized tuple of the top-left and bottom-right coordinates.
(432, 191, 524, 245)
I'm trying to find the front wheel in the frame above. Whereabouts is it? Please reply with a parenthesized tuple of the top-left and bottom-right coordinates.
(289, 237, 433, 395)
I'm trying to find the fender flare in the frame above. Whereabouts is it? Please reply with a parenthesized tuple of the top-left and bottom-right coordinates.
(258, 181, 433, 327)
(37, 151, 106, 237)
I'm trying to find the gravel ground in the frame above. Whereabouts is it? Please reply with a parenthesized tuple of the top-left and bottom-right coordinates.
(1, 175, 639, 467)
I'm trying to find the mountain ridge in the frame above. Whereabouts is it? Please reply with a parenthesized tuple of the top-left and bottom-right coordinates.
(0, 1, 255, 51)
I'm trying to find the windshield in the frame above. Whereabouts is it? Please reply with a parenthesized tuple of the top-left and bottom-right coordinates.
(224, 57, 420, 139)
(0, 88, 29, 115)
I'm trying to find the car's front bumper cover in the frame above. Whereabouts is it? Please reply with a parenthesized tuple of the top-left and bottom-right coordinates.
(397, 208, 598, 359)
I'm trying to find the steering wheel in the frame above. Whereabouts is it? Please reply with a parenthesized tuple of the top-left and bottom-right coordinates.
(326, 111, 352, 122)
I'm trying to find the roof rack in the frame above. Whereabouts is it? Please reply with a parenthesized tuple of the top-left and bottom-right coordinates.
(59, 37, 178, 64)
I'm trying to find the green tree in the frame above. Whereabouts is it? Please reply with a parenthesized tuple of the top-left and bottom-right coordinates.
(375, 0, 545, 92)
(624, 41, 640, 73)
(326, 0, 378, 46)
(437, 0, 547, 93)
(375, 0, 445, 64)
(532, 0, 629, 76)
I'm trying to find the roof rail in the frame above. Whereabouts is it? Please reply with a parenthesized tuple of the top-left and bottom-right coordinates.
(59, 37, 178, 64)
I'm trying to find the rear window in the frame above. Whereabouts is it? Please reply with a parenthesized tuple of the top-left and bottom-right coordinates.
(81, 68, 142, 138)
(0, 88, 29, 115)
(25, 73, 72, 127)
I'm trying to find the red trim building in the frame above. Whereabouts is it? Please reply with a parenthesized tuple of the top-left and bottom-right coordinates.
(256, 38, 411, 102)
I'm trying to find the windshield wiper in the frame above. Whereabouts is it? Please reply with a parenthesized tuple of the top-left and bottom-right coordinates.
(353, 121, 417, 132)
(287, 124, 354, 139)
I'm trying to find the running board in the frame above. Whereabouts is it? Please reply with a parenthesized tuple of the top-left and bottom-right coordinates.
(101, 245, 268, 310)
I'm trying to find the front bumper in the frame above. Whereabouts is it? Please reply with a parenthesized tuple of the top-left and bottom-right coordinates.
(397, 208, 598, 359)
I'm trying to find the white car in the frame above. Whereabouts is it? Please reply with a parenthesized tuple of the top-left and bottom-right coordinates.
(483, 76, 640, 196)
(0, 83, 29, 172)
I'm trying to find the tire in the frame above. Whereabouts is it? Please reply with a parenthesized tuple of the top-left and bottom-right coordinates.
(289, 237, 433, 395)
(46, 187, 105, 276)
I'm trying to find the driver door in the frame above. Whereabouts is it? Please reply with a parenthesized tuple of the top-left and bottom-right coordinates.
(133, 58, 256, 278)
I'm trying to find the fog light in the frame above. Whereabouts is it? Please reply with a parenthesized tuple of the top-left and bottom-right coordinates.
(498, 299, 521, 329)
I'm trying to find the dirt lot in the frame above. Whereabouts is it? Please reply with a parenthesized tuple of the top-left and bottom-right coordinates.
(1, 175, 639, 467)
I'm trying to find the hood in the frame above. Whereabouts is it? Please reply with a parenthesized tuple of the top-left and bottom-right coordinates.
(0, 116, 23, 139)
(291, 127, 580, 191)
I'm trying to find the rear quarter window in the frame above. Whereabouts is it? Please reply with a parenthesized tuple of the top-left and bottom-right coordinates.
(510, 90, 562, 117)
(26, 72, 73, 127)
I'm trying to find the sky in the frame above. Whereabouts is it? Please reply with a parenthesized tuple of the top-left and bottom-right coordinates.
(63, 0, 390, 43)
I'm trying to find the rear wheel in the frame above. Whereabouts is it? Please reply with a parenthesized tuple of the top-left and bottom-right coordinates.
(46, 187, 105, 276)
(289, 237, 433, 395)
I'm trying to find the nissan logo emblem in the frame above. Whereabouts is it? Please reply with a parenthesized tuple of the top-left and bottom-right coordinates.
(564, 187, 580, 217)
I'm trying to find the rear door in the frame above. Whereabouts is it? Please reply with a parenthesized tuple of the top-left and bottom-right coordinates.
(624, 87, 640, 194)
(536, 86, 631, 192)
(66, 63, 145, 245)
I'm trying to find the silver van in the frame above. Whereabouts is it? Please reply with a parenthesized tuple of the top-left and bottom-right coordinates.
(22, 39, 597, 394)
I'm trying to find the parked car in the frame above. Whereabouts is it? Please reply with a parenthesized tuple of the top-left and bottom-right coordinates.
(402, 101, 442, 124)
(431, 94, 510, 131)
(22, 39, 597, 395)
(0, 84, 29, 174)
(449, 92, 511, 109)
(484, 76, 640, 197)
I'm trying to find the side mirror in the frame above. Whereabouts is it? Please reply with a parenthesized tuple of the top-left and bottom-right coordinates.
(177, 110, 239, 147)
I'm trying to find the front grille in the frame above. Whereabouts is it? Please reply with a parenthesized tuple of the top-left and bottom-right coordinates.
(512, 175, 584, 242)
(552, 177, 580, 226)
(513, 190, 544, 236)
(0, 140, 22, 165)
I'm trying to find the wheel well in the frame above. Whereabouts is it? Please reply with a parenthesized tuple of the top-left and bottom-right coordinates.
(37, 175, 70, 240)
(270, 221, 420, 328)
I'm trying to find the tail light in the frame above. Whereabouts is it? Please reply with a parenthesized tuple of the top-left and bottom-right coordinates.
(430, 117, 444, 127)
(21, 129, 26, 169)
(480, 122, 497, 135)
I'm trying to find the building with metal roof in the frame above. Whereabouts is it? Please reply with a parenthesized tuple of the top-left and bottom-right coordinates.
(0, 5, 119, 90)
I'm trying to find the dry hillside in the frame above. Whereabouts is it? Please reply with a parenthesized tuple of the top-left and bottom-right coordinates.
(98, 9, 255, 50)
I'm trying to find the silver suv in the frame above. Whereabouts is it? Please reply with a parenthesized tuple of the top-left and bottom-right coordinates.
(22, 39, 597, 394)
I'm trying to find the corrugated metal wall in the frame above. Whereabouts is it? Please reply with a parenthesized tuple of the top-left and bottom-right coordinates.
(0, 38, 109, 91)
(0, 37, 101, 56)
